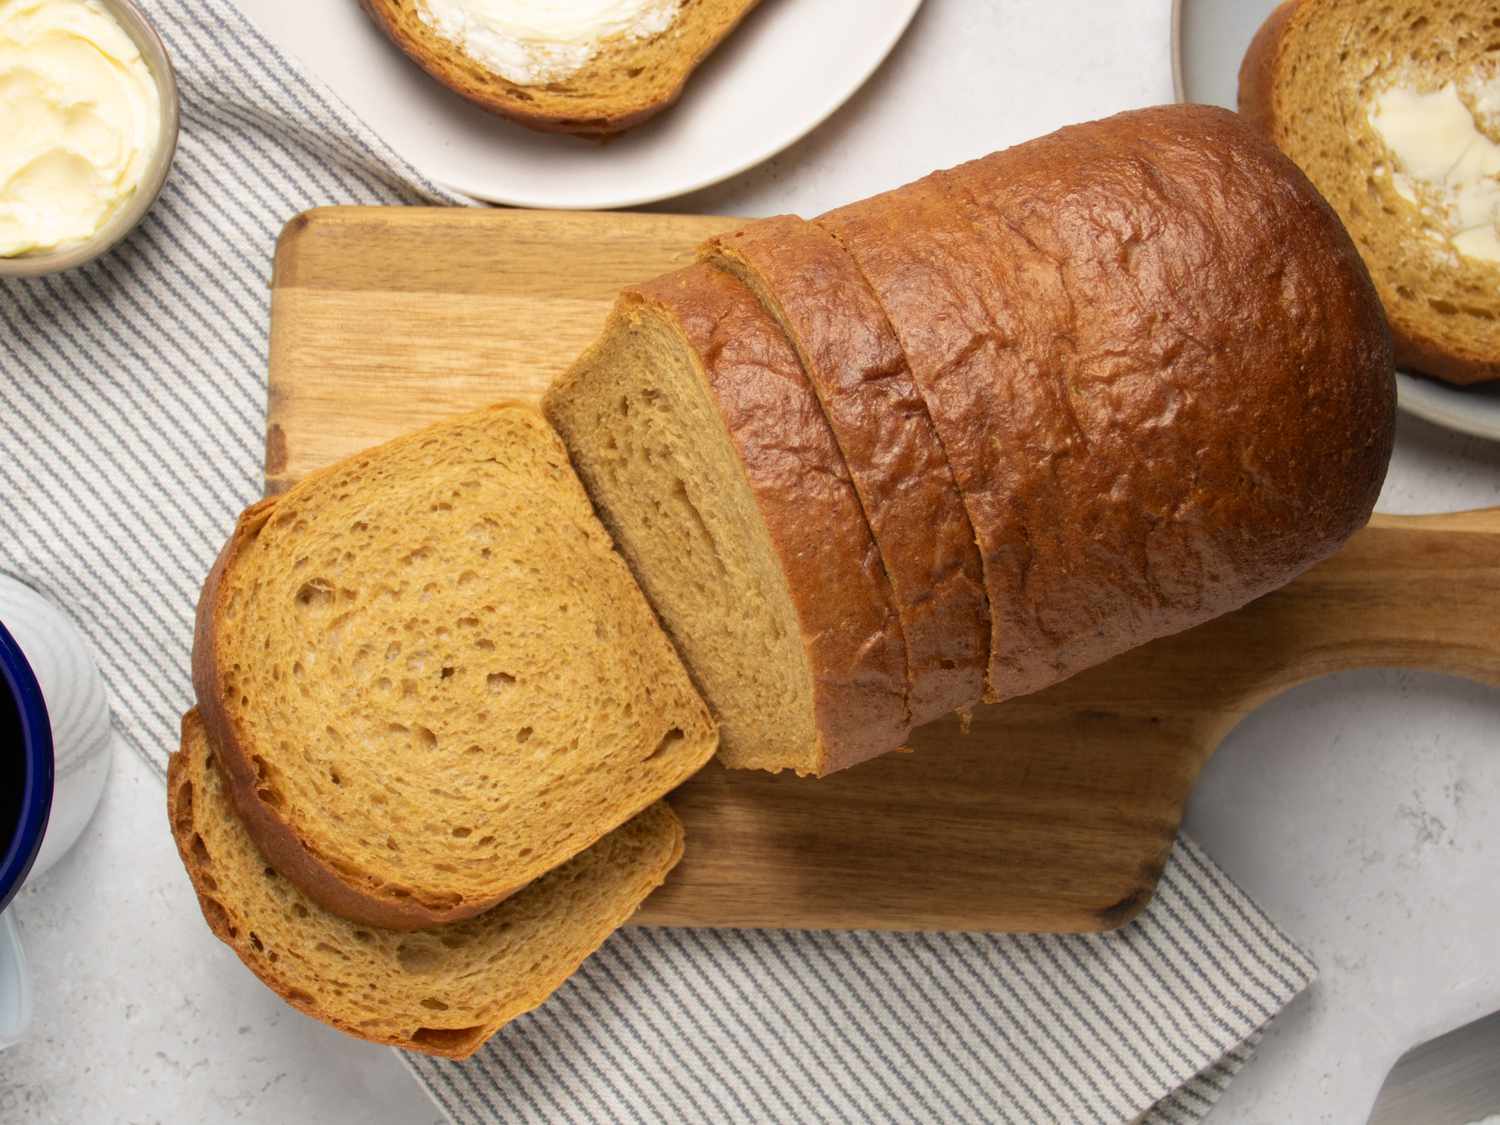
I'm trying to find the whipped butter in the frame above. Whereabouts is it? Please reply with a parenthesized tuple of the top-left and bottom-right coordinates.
(0, 0, 161, 258)
(417, 0, 680, 86)
(1368, 79, 1500, 264)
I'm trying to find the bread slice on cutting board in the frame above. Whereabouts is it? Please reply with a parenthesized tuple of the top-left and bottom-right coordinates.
(192, 404, 715, 930)
(169, 709, 682, 1059)
(1240, 0, 1500, 384)
(701, 216, 993, 723)
(359, 0, 761, 137)
(545, 263, 912, 777)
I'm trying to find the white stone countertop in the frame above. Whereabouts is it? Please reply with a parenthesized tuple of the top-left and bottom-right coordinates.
(2, 1, 1496, 1122)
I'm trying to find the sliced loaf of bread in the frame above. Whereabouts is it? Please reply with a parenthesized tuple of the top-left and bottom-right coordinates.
(193, 404, 715, 929)
(170, 710, 682, 1059)
(360, 0, 761, 137)
(545, 264, 910, 776)
(1239, 0, 1500, 384)
(702, 216, 992, 722)
(821, 105, 1394, 699)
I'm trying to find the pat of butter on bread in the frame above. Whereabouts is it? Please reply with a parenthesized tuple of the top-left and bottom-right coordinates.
(415, 0, 680, 87)
(1368, 82, 1500, 264)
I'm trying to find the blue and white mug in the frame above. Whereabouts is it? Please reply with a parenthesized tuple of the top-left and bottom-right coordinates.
(0, 616, 52, 1049)
(0, 576, 113, 1049)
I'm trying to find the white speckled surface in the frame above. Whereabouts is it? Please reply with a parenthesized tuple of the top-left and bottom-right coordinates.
(0, 1, 1496, 1122)
(1183, 413, 1500, 1124)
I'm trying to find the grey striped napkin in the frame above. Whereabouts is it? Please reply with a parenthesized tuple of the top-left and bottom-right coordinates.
(403, 837, 1312, 1125)
(0, 2, 1315, 1121)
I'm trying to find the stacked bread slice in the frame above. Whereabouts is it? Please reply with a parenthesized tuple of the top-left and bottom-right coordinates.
(177, 103, 1395, 1058)
(177, 405, 717, 1055)
(170, 710, 684, 1057)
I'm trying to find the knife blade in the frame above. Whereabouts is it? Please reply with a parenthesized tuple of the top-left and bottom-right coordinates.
(1368, 1010, 1500, 1125)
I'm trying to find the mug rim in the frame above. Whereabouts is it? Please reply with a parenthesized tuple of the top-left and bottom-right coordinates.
(0, 621, 53, 915)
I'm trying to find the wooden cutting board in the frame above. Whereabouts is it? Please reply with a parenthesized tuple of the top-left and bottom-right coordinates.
(267, 206, 1500, 933)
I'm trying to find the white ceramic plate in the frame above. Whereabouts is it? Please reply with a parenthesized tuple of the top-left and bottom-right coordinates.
(1173, 0, 1500, 442)
(270, 0, 923, 210)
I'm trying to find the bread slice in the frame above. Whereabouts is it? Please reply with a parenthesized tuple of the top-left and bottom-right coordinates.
(1240, 0, 1500, 384)
(816, 179, 1026, 698)
(821, 105, 1394, 699)
(192, 404, 715, 930)
(701, 217, 992, 723)
(545, 264, 910, 776)
(359, 0, 761, 137)
(169, 710, 682, 1059)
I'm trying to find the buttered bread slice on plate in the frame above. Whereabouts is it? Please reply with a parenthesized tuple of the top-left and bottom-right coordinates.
(192, 404, 716, 930)
(360, 0, 761, 136)
(170, 710, 684, 1059)
(1241, 0, 1500, 384)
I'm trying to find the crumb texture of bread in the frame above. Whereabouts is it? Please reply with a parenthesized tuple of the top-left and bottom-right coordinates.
(545, 265, 910, 776)
(1239, 0, 1500, 384)
(821, 104, 1395, 699)
(168, 710, 682, 1059)
(702, 216, 992, 721)
(360, 0, 761, 136)
(192, 404, 715, 929)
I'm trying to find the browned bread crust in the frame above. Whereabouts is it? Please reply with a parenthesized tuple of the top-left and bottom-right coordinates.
(359, 0, 760, 137)
(701, 216, 991, 722)
(1239, 0, 1500, 385)
(627, 264, 911, 773)
(817, 178, 1017, 699)
(824, 104, 1394, 699)
(1236, 0, 1297, 141)
(190, 498, 450, 929)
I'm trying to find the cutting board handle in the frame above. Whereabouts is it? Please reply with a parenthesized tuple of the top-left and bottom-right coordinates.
(1202, 507, 1500, 735)
(1311, 508, 1500, 685)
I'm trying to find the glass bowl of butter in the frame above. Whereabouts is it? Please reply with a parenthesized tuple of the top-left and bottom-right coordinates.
(0, 0, 180, 277)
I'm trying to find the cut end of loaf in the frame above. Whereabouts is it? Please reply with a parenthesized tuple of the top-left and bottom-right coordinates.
(548, 263, 915, 777)
(545, 296, 825, 775)
(169, 709, 683, 1058)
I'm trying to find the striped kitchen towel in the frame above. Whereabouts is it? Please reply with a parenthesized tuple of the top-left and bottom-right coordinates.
(403, 837, 1312, 1125)
(0, 1, 1314, 1121)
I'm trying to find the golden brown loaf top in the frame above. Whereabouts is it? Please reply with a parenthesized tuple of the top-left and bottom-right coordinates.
(1239, 0, 1500, 384)
(359, 0, 760, 136)
(169, 709, 682, 1058)
(192, 404, 715, 929)
(823, 104, 1394, 699)
(817, 171, 1020, 699)
(702, 216, 991, 723)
